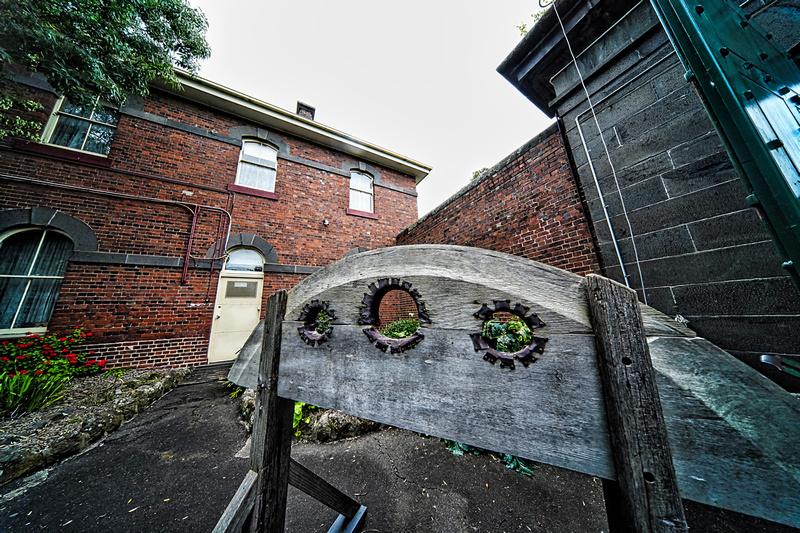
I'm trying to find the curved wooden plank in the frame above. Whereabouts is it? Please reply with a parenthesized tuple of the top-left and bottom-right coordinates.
(227, 245, 800, 528)
(285, 245, 593, 332)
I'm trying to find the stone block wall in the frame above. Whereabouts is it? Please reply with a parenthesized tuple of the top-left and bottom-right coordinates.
(499, 0, 800, 389)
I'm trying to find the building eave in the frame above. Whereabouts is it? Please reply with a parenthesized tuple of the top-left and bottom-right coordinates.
(153, 72, 431, 184)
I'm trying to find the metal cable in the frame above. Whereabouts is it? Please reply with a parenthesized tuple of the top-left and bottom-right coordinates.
(549, 0, 649, 303)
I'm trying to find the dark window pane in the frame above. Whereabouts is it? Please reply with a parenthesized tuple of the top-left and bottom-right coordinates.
(0, 232, 41, 275)
(84, 124, 115, 155)
(61, 101, 93, 119)
(31, 232, 73, 276)
(16, 278, 62, 328)
(50, 116, 90, 150)
(0, 277, 27, 329)
(91, 106, 120, 126)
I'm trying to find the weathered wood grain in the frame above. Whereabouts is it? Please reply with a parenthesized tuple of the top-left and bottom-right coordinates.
(650, 336, 800, 528)
(278, 324, 615, 479)
(249, 291, 294, 533)
(212, 470, 258, 533)
(225, 245, 800, 529)
(286, 245, 593, 332)
(639, 305, 695, 338)
(288, 459, 362, 518)
(587, 275, 687, 532)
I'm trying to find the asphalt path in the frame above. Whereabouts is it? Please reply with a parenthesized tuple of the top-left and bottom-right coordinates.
(1, 366, 794, 532)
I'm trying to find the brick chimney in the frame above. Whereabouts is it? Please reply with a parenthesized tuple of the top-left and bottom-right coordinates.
(296, 101, 315, 120)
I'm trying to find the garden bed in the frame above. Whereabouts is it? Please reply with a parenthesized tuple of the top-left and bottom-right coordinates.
(0, 368, 189, 489)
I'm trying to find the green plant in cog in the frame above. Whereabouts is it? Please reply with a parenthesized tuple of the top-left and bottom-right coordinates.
(482, 318, 533, 353)
(379, 318, 420, 339)
(314, 310, 331, 334)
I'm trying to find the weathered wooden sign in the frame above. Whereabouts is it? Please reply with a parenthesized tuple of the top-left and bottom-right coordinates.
(223, 245, 800, 531)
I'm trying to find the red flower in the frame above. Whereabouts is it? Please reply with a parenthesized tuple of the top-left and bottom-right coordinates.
(98, 359, 107, 367)
(86, 332, 92, 336)
(34, 370, 43, 375)
(58, 337, 67, 341)
(19, 370, 27, 375)
(8, 374, 15, 379)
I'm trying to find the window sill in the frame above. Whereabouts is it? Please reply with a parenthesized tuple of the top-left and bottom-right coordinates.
(13, 141, 113, 167)
(227, 183, 279, 200)
(0, 326, 47, 339)
(346, 208, 378, 220)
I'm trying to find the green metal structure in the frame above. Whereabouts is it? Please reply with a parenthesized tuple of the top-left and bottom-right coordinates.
(650, 0, 800, 287)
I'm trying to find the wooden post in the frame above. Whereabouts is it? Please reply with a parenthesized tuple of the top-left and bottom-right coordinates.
(249, 290, 294, 533)
(586, 275, 687, 533)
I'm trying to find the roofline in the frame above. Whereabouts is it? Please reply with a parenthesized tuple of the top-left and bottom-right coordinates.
(153, 71, 431, 183)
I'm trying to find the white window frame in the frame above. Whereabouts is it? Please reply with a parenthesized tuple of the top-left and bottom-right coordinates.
(349, 170, 374, 213)
(42, 96, 120, 156)
(235, 140, 279, 192)
(0, 228, 73, 338)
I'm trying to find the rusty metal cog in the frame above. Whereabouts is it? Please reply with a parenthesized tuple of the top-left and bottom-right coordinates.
(297, 300, 335, 347)
(470, 300, 548, 369)
(359, 278, 430, 354)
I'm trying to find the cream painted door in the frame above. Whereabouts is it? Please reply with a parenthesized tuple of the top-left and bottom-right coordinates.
(208, 271, 263, 363)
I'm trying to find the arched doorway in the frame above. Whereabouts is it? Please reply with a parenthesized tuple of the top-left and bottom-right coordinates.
(207, 248, 265, 363)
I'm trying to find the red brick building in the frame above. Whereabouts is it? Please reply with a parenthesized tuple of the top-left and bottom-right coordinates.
(0, 72, 429, 367)
(397, 123, 600, 277)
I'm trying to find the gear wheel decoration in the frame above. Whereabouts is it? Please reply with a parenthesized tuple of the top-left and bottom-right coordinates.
(359, 278, 430, 354)
(297, 300, 335, 347)
(470, 300, 548, 369)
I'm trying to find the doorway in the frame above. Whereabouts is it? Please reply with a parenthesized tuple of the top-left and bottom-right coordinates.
(208, 248, 264, 363)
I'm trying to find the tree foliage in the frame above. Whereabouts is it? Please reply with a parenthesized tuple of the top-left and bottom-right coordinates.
(0, 0, 211, 139)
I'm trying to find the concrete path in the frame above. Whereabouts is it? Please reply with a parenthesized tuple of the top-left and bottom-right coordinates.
(1, 366, 794, 532)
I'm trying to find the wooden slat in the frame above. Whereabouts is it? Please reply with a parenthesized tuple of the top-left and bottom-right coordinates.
(650, 336, 800, 528)
(213, 470, 259, 533)
(286, 245, 593, 332)
(249, 290, 295, 533)
(586, 275, 687, 532)
(639, 305, 696, 338)
(288, 458, 362, 518)
(278, 325, 615, 479)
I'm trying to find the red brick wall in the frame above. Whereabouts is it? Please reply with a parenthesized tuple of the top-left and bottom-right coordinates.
(0, 84, 419, 367)
(378, 290, 419, 326)
(397, 124, 599, 276)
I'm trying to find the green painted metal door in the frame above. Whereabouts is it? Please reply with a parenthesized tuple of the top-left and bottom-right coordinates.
(650, 0, 800, 286)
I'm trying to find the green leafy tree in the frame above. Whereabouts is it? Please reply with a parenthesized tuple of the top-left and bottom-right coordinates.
(0, 0, 211, 139)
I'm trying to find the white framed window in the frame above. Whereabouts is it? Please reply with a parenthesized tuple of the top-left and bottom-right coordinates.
(43, 96, 120, 156)
(0, 229, 74, 337)
(225, 248, 264, 272)
(236, 140, 278, 192)
(349, 170, 374, 213)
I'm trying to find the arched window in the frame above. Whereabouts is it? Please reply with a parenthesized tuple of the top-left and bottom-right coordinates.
(236, 140, 278, 192)
(0, 229, 74, 335)
(349, 170, 374, 213)
(225, 248, 264, 272)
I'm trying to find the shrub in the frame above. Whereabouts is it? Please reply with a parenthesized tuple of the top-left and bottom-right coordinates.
(379, 318, 420, 339)
(0, 328, 105, 417)
(481, 318, 532, 353)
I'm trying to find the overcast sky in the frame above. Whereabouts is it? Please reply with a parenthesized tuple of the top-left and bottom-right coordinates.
(190, 1, 553, 217)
